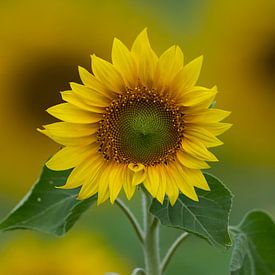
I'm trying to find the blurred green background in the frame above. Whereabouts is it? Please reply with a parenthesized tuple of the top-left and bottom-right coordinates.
(0, 0, 274, 274)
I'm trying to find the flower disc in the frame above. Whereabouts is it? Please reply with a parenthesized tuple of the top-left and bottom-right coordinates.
(98, 87, 184, 165)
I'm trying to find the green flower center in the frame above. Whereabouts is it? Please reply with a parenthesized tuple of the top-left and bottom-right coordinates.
(98, 87, 184, 165)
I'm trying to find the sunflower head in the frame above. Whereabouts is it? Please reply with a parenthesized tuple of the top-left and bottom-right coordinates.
(39, 29, 231, 205)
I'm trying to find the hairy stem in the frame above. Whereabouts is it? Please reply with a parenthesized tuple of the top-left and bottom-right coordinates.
(115, 198, 144, 244)
(161, 232, 189, 273)
(142, 191, 161, 275)
(131, 268, 146, 275)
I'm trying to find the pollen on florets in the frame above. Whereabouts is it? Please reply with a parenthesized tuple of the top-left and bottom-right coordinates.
(97, 86, 185, 166)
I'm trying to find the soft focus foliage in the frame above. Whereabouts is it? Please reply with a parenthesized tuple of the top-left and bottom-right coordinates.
(230, 211, 275, 274)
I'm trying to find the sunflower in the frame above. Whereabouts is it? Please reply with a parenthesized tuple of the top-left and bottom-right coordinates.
(39, 29, 231, 205)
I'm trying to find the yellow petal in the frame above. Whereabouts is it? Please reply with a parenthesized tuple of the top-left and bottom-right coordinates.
(179, 165, 210, 191)
(78, 66, 96, 87)
(123, 166, 136, 200)
(112, 38, 138, 88)
(70, 82, 110, 107)
(172, 162, 199, 201)
(78, 66, 114, 100)
(77, 159, 109, 200)
(131, 28, 158, 87)
(184, 126, 224, 148)
(179, 86, 217, 107)
(204, 122, 232, 136)
(46, 145, 92, 171)
(154, 45, 184, 91)
(61, 91, 104, 113)
(38, 128, 97, 146)
(155, 166, 166, 204)
(182, 138, 218, 162)
(128, 163, 146, 185)
(109, 164, 123, 203)
(184, 109, 231, 124)
(128, 163, 145, 172)
(182, 55, 203, 87)
(163, 165, 179, 206)
(47, 103, 102, 124)
(91, 54, 125, 93)
(172, 55, 203, 98)
(143, 166, 159, 197)
(177, 149, 210, 169)
(78, 181, 98, 200)
(97, 164, 112, 205)
(42, 122, 97, 137)
(61, 154, 104, 189)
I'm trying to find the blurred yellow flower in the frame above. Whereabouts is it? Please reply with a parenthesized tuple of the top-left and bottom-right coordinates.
(196, 0, 275, 163)
(0, 232, 130, 275)
(40, 29, 230, 205)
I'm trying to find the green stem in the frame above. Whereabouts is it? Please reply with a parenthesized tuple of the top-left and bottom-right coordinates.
(131, 268, 146, 275)
(161, 232, 189, 273)
(142, 191, 161, 275)
(115, 198, 144, 244)
(228, 225, 240, 233)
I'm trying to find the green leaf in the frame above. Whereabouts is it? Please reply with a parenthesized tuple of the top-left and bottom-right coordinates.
(0, 166, 96, 236)
(230, 210, 275, 275)
(149, 173, 233, 248)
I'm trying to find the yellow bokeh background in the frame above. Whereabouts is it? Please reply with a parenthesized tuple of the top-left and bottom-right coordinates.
(0, 0, 274, 274)
(0, 231, 130, 275)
